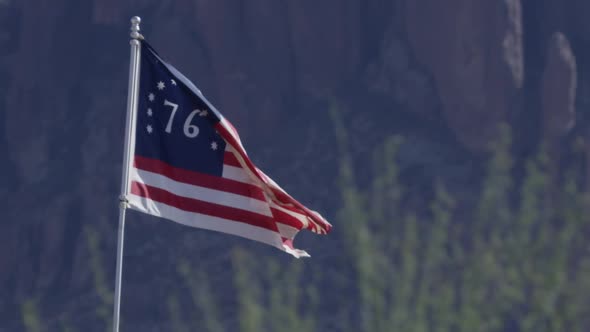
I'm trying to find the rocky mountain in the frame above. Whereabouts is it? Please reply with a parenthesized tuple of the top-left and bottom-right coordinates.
(1, 0, 589, 330)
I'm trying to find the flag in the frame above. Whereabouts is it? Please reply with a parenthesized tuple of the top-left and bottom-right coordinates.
(127, 41, 332, 257)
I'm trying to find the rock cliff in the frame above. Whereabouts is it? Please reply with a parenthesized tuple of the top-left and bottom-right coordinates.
(1, 0, 588, 329)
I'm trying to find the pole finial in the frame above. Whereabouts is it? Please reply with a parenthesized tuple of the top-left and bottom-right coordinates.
(130, 16, 144, 40)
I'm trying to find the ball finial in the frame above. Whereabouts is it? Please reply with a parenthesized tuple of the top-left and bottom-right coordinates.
(130, 16, 143, 40)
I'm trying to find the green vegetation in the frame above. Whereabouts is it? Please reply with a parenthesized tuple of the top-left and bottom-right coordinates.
(22, 114, 590, 331)
(86, 226, 113, 329)
(157, 113, 589, 331)
(21, 299, 41, 332)
(323, 118, 590, 332)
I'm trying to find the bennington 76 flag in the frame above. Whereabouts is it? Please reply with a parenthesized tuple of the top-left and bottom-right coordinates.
(127, 41, 332, 257)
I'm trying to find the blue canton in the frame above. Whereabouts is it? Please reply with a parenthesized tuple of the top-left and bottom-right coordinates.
(136, 43, 227, 176)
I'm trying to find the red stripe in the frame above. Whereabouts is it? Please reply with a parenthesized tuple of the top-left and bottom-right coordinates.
(272, 200, 304, 214)
(225, 120, 240, 138)
(215, 122, 332, 234)
(262, 174, 331, 233)
(223, 151, 241, 167)
(270, 207, 304, 230)
(131, 181, 280, 232)
(134, 156, 266, 202)
(215, 123, 262, 178)
(282, 238, 296, 250)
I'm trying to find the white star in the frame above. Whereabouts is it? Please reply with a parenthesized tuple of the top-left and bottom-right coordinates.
(171, 79, 177, 86)
(211, 141, 218, 151)
(148, 93, 155, 102)
(147, 108, 153, 117)
(157, 81, 165, 90)
(146, 124, 153, 134)
(199, 110, 208, 117)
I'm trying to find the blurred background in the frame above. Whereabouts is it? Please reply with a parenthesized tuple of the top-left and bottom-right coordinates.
(1, 0, 590, 331)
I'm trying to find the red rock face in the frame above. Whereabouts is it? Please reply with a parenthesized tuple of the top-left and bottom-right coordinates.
(286, 1, 361, 93)
(537, 0, 590, 53)
(568, 0, 590, 44)
(541, 32, 576, 140)
(1, 0, 587, 328)
(403, 0, 524, 152)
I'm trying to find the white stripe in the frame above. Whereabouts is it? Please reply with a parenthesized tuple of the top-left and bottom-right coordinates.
(283, 245, 310, 258)
(269, 200, 309, 229)
(222, 165, 252, 183)
(132, 168, 272, 217)
(128, 194, 285, 250)
(261, 167, 331, 231)
(276, 222, 300, 240)
(221, 118, 245, 150)
(225, 140, 330, 232)
(224, 145, 267, 190)
(220, 119, 330, 235)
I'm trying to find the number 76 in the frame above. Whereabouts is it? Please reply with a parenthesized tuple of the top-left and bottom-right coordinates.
(163, 100, 200, 138)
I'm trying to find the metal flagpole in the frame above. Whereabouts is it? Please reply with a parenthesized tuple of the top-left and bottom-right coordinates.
(113, 16, 143, 332)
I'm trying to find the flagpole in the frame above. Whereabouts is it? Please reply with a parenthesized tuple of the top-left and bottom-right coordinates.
(113, 16, 143, 332)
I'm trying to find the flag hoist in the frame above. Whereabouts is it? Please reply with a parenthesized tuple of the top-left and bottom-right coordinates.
(112, 16, 142, 332)
(113, 16, 331, 332)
